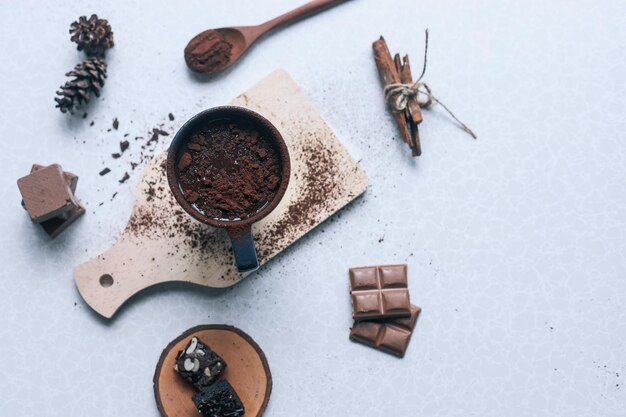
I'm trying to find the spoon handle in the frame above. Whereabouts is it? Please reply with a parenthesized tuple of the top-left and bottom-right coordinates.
(257, 0, 351, 34)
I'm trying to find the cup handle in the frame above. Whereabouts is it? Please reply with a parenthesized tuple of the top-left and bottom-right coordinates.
(227, 226, 259, 273)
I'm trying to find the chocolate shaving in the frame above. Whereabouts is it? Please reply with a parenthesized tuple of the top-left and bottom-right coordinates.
(99, 167, 111, 176)
(119, 172, 130, 183)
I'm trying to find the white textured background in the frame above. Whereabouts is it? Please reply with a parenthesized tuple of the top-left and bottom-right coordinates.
(1, 0, 625, 416)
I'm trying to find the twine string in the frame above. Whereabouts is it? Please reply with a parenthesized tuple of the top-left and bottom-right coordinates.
(383, 29, 477, 140)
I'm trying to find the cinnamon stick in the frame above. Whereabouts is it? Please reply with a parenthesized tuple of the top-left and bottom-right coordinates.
(394, 53, 402, 75)
(372, 37, 412, 148)
(400, 55, 422, 156)
(401, 55, 423, 125)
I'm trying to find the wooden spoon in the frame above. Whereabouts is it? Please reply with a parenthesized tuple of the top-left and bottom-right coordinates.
(185, 0, 350, 74)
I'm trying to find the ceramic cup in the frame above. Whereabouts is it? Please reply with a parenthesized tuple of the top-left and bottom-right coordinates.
(166, 106, 290, 273)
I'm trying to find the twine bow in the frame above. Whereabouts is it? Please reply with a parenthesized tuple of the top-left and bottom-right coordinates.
(383, 30, 477, 140)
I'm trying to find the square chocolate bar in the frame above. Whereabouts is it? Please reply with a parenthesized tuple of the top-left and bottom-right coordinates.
(17, 164, 77, 223)
(193, 379, 245, 417)
(174, 336, 226, 389)
(350, 304, 421, 357)
(31, 164, 78, 193)
(350, 264, 411, 320)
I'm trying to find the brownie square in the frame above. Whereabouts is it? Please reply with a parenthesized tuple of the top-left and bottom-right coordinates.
(192, 379, 245, 417)
(174, 336, 226, 389)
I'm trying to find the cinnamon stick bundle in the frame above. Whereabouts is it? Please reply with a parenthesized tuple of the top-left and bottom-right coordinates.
(373, 37, 422, 157)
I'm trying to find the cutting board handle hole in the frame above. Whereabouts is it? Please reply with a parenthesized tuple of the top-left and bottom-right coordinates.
(99, 274, 114, 288)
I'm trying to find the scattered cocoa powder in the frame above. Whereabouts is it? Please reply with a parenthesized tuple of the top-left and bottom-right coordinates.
(256, 134, 346, 261)
(125, 124, 354, 278)
(175, 120, 282, 220)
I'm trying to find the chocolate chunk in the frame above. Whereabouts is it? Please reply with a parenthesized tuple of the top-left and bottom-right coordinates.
(40, 202, 86, 239)
(192, 379, 244, 417)
(168, 113, 175, 121)
(99, 168, 111, 176)
(112, 117, 119, 130)
(17, 164, 77, 223)
(178, 152, 192, 170)
(30, 164, 78, 194)
(184, 190, 200, 203)
(350, 305, 421, 358)
(119, 172, 130, 183)
(120, 140, 129, 153)
(350, 264, 411, 320)
(174, 337, 226, 389)
(111, 153, 122, 159)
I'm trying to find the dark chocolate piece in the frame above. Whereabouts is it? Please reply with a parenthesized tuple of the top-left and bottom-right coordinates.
(17, 164, 77, 223)
(40, 203, 85, 238)
(350, 264, 411, 320)
(174, 336, 226, 389)
(99, 167, 111, 176)
(192, 379, 244, 417)
(350, 304, 421, 357)
(119, 172, 130, 183)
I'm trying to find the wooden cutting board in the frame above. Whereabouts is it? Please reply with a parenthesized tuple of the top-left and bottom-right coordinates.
(74, 69, 368, 319)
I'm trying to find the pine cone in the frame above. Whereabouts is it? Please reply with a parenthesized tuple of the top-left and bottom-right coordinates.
(55, 58, 107, 114)
(69, 14, 114, 57)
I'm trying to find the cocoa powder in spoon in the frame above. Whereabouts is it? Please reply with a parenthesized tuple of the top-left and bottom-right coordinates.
(184, 30, 233, 73)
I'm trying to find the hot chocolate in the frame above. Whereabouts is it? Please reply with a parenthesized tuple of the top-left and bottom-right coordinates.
(175, 120, 282, 221)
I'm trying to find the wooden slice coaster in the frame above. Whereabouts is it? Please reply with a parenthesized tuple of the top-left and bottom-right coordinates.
(154, 325, 272, 417)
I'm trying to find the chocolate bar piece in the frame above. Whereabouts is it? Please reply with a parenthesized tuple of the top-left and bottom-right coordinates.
(174, 336, 226, 389)
(350, 264, 411, 320)
(31, 164, 78, 193)
(193, 379, 245, 417)
(17, 164, 77, 222)
(40, 203, 85, 238)
(19, 164, 84, 238)
(350, 304, 421, 357)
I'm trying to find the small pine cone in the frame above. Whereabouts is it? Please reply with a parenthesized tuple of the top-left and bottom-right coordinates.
(55, 58, 107, 114)
(69, 14, 114, 57)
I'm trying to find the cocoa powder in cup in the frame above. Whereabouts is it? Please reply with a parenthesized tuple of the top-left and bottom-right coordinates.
(175, 120, 282, 221)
